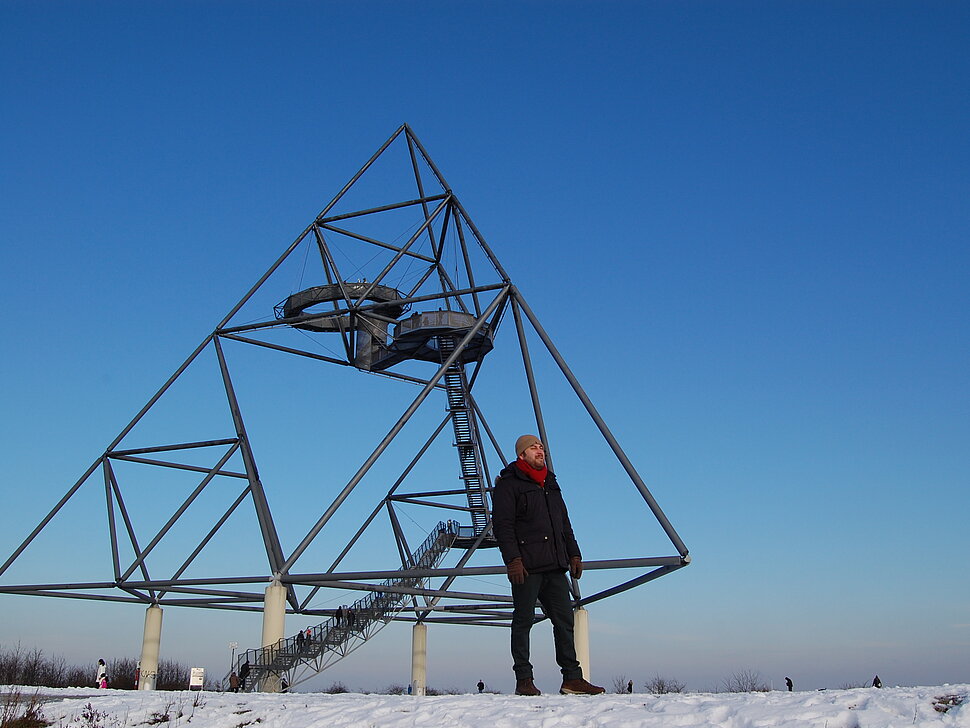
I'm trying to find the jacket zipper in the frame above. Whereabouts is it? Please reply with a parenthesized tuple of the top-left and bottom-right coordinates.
(542, 483, 561, 564)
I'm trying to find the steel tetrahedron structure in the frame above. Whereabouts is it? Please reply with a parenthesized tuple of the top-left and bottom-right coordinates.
(0, 124, 690, 689)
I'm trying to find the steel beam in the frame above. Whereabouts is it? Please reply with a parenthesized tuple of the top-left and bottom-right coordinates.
(511, 287, 690, 558)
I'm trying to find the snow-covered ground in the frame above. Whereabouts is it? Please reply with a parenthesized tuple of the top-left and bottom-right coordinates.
(4, 684, 968, 728)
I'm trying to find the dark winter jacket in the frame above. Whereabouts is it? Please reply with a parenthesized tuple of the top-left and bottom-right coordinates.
(492, 462, 581, 573)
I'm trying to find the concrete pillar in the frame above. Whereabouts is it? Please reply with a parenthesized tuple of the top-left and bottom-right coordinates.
(410, 622, 427, 696)
(573, 606, 590, 680)
(260, 579, 287, 693)
(138, 605, 163, 690)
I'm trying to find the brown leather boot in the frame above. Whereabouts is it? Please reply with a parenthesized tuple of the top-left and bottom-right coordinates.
(560, 677, 605, 695)
(515, 677, 541, 696)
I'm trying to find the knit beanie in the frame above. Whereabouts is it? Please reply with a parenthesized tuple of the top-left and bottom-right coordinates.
(514, 434, 541, 457)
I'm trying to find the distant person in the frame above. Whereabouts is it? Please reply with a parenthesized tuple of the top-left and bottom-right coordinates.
(785, 677, 793, 691)
(347, 609, 356, 630)
(280, 677, 289, 693)
(96, 659, 107, 689)
(477, 680, 485, 693)
(336, 606, 344, 626)
(296, 629, 305, 649)
(872, 675, 882, 688)
(229, 671, 240, 692)
(305, 627, 312, 642)
(239, 660, 250, 691)
(492, 434, 605, 696)
(627, 680, 633, 693)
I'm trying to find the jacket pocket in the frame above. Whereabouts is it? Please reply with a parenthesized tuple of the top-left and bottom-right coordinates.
(517, 487, 545, 518)
(517, 533, 555, 572)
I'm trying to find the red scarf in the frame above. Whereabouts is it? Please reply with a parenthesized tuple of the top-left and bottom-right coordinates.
(515, 458, 547, 486)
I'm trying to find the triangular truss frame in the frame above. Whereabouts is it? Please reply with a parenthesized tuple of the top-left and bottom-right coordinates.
(0, 124, 690, 644)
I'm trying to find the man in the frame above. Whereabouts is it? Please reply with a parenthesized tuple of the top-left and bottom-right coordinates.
(492, 434, 605, 696)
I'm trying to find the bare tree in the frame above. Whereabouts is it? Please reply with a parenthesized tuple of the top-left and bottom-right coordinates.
(645, 674, 686, 694)
(0, 644, 24, 685)
(611, 675, 632, 694)
(38, 654, 68, 687)
(721, 669, 770, 693)
(64, 665, 90, 687)
(155, 659, 191, 690)
(0, 646, 47, 687)
(107, 657, 138, 689)
(19, 648, 45, 686)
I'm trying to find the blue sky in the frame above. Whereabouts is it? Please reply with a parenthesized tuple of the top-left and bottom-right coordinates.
(1, 1, 967, 693)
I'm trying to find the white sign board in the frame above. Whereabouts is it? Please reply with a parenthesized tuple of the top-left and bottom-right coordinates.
(189, 667, 205, 691)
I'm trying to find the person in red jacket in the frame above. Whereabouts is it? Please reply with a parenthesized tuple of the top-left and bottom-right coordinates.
(492, 434, 605, 697)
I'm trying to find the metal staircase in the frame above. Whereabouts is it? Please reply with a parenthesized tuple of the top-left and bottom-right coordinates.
(225, 520, 459, 692)
(437, 335, 491, 537)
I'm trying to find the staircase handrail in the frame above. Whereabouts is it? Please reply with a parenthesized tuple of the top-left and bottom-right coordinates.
(223, 519, 458, 691)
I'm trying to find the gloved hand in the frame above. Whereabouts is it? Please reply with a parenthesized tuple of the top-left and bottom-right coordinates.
(569, 556, 583, 579)
(507, 557, 528, 584)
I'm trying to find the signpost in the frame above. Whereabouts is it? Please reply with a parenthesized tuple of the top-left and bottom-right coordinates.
(189, 667, 205, 691)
